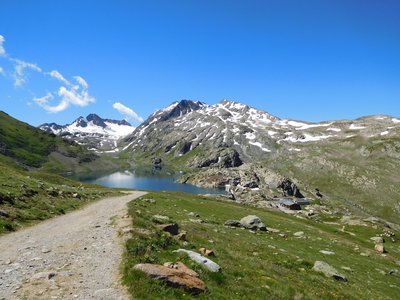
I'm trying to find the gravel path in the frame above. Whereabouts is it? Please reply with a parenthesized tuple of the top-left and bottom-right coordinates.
(0, 191, 146, 299)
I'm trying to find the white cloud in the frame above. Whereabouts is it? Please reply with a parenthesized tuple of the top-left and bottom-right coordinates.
(113, 102, 144, 123)
(73, 76, 88, 89)
(0, 35, 5, 56)
(2, 35, 96, 113)
(13, 59, 42, 87)
(49, 70, 70, 85)
(35, 80, 95, 113)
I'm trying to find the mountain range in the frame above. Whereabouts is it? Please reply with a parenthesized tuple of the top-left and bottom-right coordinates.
(120, 99, 400, 225)
(30, 99, 400, 225)
(39, 113, 135, 152)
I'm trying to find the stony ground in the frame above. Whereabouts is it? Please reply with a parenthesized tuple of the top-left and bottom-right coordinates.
(0, 191, 146, 300)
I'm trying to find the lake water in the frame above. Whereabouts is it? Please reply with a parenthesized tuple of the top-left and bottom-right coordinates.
(80, 170, 225, 195)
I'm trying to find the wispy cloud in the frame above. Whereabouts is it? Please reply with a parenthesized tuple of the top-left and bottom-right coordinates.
(13, 58, 42, 87)
(34, 76, 95, 113)
(0, 35, 5, 56)
(49, 70, 69, 85)
(113, 102, 144, 123)
(0, 34, 96, 113)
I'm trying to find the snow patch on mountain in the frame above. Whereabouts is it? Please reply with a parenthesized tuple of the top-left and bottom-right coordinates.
(39, 114, 135, 151)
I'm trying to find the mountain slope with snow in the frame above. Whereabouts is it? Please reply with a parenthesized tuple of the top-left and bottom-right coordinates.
(123, 99, 400, 163)
(121, 99, 400, 225)
(40, 114, 135, 152)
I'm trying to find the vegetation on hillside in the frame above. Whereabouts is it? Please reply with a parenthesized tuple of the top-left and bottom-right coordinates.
(0, 163, 118, 234)
(123, 192, 400, 299)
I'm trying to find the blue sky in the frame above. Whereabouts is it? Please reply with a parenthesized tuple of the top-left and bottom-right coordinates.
(0, 0, 399, 126)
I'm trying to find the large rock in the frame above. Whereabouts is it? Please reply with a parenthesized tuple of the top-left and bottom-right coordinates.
(374, 244, 386, 253)
(278, 178, 304, 198)
(157, 223, 179, 235)
(173, 249, 221, 272)
(239, 215, 267, 231)
(134, 263, 207, 295)
(312, 261, 347, 281)
(370, 236, 384, 244)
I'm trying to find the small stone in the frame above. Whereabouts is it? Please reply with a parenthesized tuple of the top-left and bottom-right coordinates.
(41, 248, 51, 253)
(175, 231, 187, 241)
(188, 212, 200, 217)
(189, 218, 204, 224)
(294, 231, 305, 237)
(152, 214, 170, 222)
(388, 269, 398, 275)
(370, 236, 384, 244)
(319, 250, 335, 255)
(224, 220, 241, 227)
(375, 244, 386, 253)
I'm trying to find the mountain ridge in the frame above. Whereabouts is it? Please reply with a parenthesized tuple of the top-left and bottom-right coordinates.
(39, 113, 135, 152)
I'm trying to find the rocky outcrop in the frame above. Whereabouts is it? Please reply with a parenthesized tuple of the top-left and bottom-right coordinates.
(134, 263, 207, 295)
(278, 178, 304, 198)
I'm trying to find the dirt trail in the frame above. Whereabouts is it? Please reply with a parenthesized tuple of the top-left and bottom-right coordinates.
(0, 191, 146, 299)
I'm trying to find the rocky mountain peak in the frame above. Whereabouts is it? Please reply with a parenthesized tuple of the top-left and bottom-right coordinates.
(86, 113, 107, 128)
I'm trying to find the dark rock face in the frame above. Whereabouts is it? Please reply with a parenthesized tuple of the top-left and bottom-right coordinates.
(220, 149, 243, 168)
(76, 117, 88, 127)
(87, 114, 107, 128)
(278, 178, 304, 198)
(177, 141, 192, 155)
(159, 100, 205, 122)
(194, 149, 242, 169)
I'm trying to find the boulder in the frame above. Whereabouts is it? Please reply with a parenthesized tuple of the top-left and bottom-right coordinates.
(157, 223, 179, 235)
(173, 249, 221, 272)
(224, 220, 242, 227)
(134, 263, 207, 295)
(370, 236, 384, 244)
(312, 261, 347, 281)
(375, 244, 386, 253)
(163, 262, 199, 277)
(239, 215, 267, 231)
(188, 212, 200, 217)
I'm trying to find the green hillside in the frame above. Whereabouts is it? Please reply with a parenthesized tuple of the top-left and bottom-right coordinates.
(123, 192, 400, 299)
(0, 111, 118, 174)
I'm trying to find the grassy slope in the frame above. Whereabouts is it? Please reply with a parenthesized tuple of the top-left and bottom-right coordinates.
(123, 192, 400, 300)
(267, 136, 400, 225)
(0, 111, 109, 173)
(0, 163, 118, 234)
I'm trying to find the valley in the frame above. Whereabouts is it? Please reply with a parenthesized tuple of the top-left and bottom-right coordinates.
(1, 99, 400, 299)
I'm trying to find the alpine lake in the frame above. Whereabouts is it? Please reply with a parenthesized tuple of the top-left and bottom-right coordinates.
(73, 169, 225, 195)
